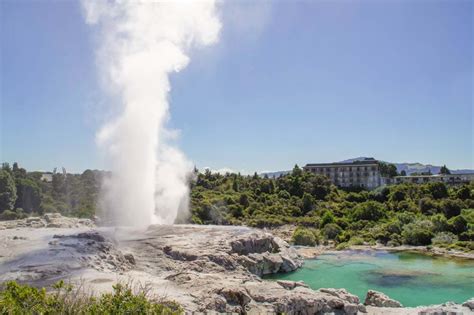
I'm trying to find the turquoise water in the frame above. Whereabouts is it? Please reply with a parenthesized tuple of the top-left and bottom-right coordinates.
(265, 250, 474, 307)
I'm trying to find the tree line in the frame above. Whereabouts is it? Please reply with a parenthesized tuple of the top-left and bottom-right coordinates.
(1, 162, 472, 251)
(0, 162, 101, 220)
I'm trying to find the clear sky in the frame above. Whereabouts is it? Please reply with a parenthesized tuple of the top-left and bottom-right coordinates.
(1, 0, 472, 173)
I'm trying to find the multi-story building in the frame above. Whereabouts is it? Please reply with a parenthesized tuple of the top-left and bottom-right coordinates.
(393, 173, 474, 185)
(303, 158, 383, 189)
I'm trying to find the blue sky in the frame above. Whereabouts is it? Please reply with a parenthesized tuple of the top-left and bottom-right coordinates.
(1, 0, 472, 173)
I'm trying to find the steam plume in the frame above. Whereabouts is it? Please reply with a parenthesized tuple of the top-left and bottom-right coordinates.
(82, 0, 221, 226)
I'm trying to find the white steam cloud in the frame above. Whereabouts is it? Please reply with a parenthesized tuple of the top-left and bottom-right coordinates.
(82, 0, 221, 226)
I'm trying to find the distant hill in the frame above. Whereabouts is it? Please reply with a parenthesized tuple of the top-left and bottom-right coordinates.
(260, 157, 474, 177)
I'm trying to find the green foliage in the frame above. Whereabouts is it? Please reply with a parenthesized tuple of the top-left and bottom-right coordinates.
(439, 165, 451, 175)
(188, 169, 473, 250)
(320, 211, 335, 227)
(0, 209, 27, 220)
(427, 182, 449, 199)
(0, 281, 182, 315)
(323, 223, 342, 240)
(1, 162, 472, 251)
(402, 220, 434, 246)
(0, 163, 101, 220)
(379, 162, 398, 178)
(351, 201, 385, 221)
(439, 199, 463, 218)
(431, 232, 458, 246)
(292, 227, 319, 246)
(449, 215, 468, 234)
(15, 178, 41, 213)
(0, 170, 17, 211)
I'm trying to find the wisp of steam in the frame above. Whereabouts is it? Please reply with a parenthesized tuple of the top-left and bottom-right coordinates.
(82, 0, 221, 226)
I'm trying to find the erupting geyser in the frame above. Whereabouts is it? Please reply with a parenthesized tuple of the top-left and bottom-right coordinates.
(81, 0, 221, 226)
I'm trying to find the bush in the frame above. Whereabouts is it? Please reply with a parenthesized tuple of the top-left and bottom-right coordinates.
(348, 236, 365, 245)
(0, 209, 26, 221)
(352, 201, 386, 221)
(426, 182, 448, 199)
(431, 232, 458, 246)
(402, 220, 434, 246)
(336, 242, 349, 250)
(0, 281, 182, 315)
(323, 223, 342, 240)
(431, 214, 449, 233)
(0, 210, 18, 220)
(419, 197, 438, 215)
(320, 211, 334, 227)
(440, 199, 463, 218)
(292, 227, 319, 246)
(448, 215, 468, 234)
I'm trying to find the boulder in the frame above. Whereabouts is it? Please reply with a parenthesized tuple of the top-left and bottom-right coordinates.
(319, 288, 360, 304)
(463, 298, 474, 310)
(364, 290, 402, 307)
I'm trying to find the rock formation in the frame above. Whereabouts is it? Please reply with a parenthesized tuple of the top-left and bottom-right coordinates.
(364, 290, 403, 308)
(0, 214, 472, 315)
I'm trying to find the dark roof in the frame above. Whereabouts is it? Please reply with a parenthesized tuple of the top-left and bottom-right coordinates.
(304, 159, 379, 167)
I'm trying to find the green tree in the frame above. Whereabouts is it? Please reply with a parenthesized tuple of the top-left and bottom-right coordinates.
(0, 170, 17, 211)
(301, 193, 314, 214)
(402, 220, 434, 245)
(238, 193, 250, 208)
(352, 201, 386, 221)
(439, 165, 451, 175)
(426, 182, 448, 199)
(291, 164, 303, 177)
(455, 186, 471, 200)
(439, 199, 463, 218)
(323, 223, 342, 240)
(292, 227, 318, 246)
(449, 215, 468, 234)
(321, 211, 335, 227)
(379, 162, 398, 178)
(14, 178, 41, 213)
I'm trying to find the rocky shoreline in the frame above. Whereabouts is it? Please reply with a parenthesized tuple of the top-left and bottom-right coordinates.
(266, 225, 474, 260)
(293, 244, 474, 261)
(0, 214, 473, 314)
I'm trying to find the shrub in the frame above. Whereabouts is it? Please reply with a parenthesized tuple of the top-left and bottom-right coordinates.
(292, 227, 319, 246)
(431, 232, 458, 246)
(348, 236, 364, 245)
(346, 192, 367, 203)
(440, 199, 463, 218)
(323, 223, 342, 240)
(320, 211, 334, 227)
(0, 281, 182, 315)
(0, 209, 26, 221)
(448, 215, 468, 234)
(431, 214, 449, 233)
(352, 201, 386, 222)
(419, 197, 438, 215)
(455, 186, 471, 200)
(426, 182, 448, 199)
(402, 220, 434, 246)
(336, 242, 349, 250)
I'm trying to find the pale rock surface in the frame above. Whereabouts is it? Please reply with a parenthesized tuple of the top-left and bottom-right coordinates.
(364, 290, 403, 308)
(0, 215, 472, 314)
(463, 298, 474, 310)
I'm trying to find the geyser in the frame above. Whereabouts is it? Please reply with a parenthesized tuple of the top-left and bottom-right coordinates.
(81, 0, 221, 226)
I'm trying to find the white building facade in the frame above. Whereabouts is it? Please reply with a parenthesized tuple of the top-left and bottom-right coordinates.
(303, 159, 383, 189)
